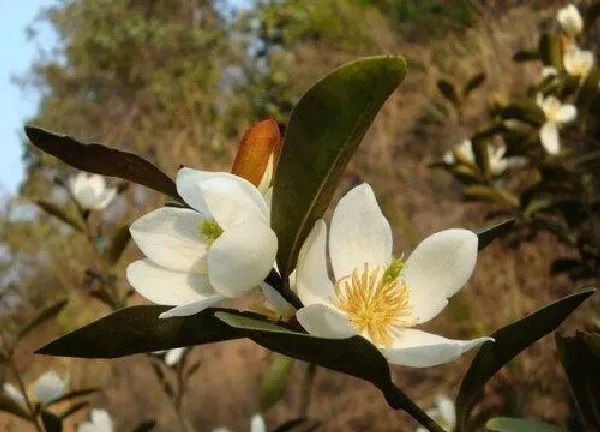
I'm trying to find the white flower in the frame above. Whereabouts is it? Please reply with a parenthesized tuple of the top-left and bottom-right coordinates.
(537, 94, 577, 154)
(416, 395, 456, 432)
(541, 66, 558, 78)
(68, 172, 116, 210)
(213, 413, 266, 432)
(557, 4, 583, 36)
(444, 140, 520, 175)
(3, 382, 26, 406)
(443, 140, 473, 165)
(127, 168, 278, 318)
(78, 409, 113, 432)
(564, 45, 595, 79)
(33, 371, 67, 405)
(165, 347, 186, 366)
(295, 184, 492, 368)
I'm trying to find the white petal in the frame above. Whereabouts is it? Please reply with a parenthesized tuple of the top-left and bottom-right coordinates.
(87, 174, 106, 195)
(127, 259, 218, 305)
(34, 371, 66, 405)
(329, 184, 393, 280)
(207, 219, 277, 297)
(250, 414, 267, 432)
(404, 229, 478, 323)
(176, 168, 268, 222)
(90, 188, 116, 210)
(435, 394, 456, 428)
(3, 382, 26, 406)
(260, 282, 292, 314)
(556, 105, 577, 124)
(130, 207, 208, 272)
(159, 296, 223, 318)
(540, 122, 560, 154)
(381, 328, 491, 367)
(199, 176, 267, 229)
(165, 347, 186, 366)
(296, 220, 335, 306)
(296, 304, 357, 339)
(92, 409, 113, 431)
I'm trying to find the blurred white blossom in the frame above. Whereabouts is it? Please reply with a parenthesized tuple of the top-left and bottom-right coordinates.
(3, 382, 26, 406)
(444, 140, 522, 175)
(295, 184, 492, 367)
(564, 45, 595, 79)
(557, 4, 583, 36)
(33, 371, 67, 405)
(537, 94, 577, 154)
(165, 347, 186, 366)
(416, 394, 456, 432)
(68, 172, 116, 210)
(78, 409, 113, 432)
(213, 413, 266, 432)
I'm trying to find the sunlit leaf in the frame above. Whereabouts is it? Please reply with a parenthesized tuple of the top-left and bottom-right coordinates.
(25, 127, 179, 199)
(486, 417, 562, 432)
(18, 299, 69, 341)
(260, 353, 295, 411)
(464, 73, 486, 97)
(272, 56, 406, 280)
(556, 332, 600, 430)
(35, 201, 85, 232)
(105, 225, 131, 266)
(455, 288, 595, 432)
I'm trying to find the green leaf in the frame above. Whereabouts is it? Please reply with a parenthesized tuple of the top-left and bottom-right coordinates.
(260, 353, 295, 411)
(556, 332, 600, 430)
(36, 306, 243, 358)
(500, 101, 545, 126)
(18, 299, 69, 341)
(25, 127, 179, 199)
(538, 33, 562, 69)
(40, 411, 62, 432)
(272, 56, 406, 279)
(105, 225, 131, 266)
(464, 73, 486, 97)
(437, 79, 460, 107)
(513, 50, 539, 63)
(215, 311, 441, 429)
(455, 288, 595, 432)
(475, 219, 514, 251)
(470, 138, 490, 178)
(486, 417, 562, 432)
(35, 200, 85, 232)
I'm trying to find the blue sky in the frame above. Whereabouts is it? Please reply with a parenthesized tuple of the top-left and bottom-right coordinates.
(0, 1, 57, 195)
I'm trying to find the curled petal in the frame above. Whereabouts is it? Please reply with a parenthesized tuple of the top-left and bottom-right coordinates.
(540, 122, 560, 155)
(296, 304, 357, 339)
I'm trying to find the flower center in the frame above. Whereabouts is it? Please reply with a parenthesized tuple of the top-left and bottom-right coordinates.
(333, 261, 414, 347)
(199, 219, 223, 246)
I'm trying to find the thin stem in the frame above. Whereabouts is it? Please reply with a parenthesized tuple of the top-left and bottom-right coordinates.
(7, 360, 43, 432)
(298, 362, 317, 417)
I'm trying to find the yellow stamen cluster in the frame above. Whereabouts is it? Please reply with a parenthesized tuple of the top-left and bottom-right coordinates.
(333, 263, 413, 347)
(199, 219, 223, 246)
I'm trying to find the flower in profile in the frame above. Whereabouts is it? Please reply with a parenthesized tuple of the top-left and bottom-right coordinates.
(294, 184, 491, 368)
(78, 409, 113, 432)
(127, 168, 278, 318)
(443, 140, 522, 175)
(68, 172, 116, 210)
(557, 4, 583, 36)
(213, 413, 266, 432)
(415, 394, 455, 432)
(563, 45, 595, 80)
(537, 94, 577, 154)
(4, 370, 67, 406)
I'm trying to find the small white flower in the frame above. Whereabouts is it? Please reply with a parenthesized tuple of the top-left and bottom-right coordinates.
(213, 413, 266, 432)
(563, 45, 595, 79)
(541, 66, 558, 78)
(78, 409, 113, 432)
(557, 4, 583, 36)
(444, 140, 520, 175)
(443, 140, 473, 165)
(33, 371, 67, 405)
(165, 347, 186, 366)
(3, 382, 26, 406)
(537, 94, 577, 154)
(68, 172, 116, 210)
(416, 394, 456, 432)
(295, 184, 492, 368)
(127, 168, 278, 318)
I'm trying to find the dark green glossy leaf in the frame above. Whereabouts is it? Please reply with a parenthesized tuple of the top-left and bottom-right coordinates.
(486, 417, 562, 432)
(556, 332, 600, 430)
(25, 127, 179, 199)
(500, 102, 545, 126)
(272, 56, 406, 280)
(455, 288, 595, 432)
(513, 50, 539, 63)
(437, 79, 460, 107)
(18, 299, 69, 341)
(215, 312, 442, 430)
(45, 388, 97, 407)
(538, 33, 562, 69)
(40, 411, 62, 432)
(105, 225, 131, 266)
(260, 353, 295, 411)
(464, 73, 486, 97)
(35, 200, 84, 232)
(475, 219, 514, 251)
(36, 306, 244, 358)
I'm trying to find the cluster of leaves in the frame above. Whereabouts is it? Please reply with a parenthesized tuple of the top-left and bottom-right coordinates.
(436, 3, 600, 430)
(22, 56, 595, 432)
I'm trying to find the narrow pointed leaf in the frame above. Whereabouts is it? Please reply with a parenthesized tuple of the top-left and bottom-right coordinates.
(105, 225, 131, 265)
(476, 219, 514, 251)
(464, 73, 486, 97)
(260, 353, 295, 411)
(455, 288, 595, 432)
(25, 127, 179, 199)
(18, 299, 69, 341)
(35, 201, 84, 232)
(272, 56, 406, 279)
(486, 417, 562, 432)
(36, 306, 244, 358)
(556, 332, 600, 430)
(437, 79, 460, 107)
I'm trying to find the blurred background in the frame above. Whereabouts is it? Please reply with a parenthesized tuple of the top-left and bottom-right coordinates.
(0, 0, 596, 430)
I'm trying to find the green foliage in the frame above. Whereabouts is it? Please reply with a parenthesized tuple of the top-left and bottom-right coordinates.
(260, 354, 296, 411)
(486, 417, 562, 432)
